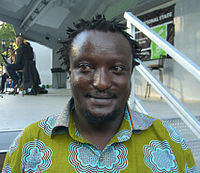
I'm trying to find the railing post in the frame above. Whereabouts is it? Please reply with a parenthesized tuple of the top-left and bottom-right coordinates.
(128, 68, 136, 108)
(127, 18, 150, 115)
(126, 20, 135, 39)
(127, 21, 136, 108)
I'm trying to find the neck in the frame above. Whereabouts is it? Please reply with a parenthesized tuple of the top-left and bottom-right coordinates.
(73, 109, 124, 151)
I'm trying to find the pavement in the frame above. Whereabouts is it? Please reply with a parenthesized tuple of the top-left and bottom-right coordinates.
(141, 97, 200, 119)
(0, 89, 72, 130)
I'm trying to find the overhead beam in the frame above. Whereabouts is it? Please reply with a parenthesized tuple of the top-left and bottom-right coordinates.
(20, 0, 53, 31)
(0, 12, 20, 26)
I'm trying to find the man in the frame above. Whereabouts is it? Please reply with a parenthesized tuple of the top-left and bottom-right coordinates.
(0, 72, 9, 93)
(0, 49, 16, 93)
(2, 15, 196, 172)
(6, 36, 34, 88)
(22, 41, 41, 95)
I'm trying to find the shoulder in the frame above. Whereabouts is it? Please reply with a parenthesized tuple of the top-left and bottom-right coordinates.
(7, 115, 58, 154)
(23, 115, 58, 137)
(131, 113, 197, 171)
(130, 110, 189, 150)
(9, 115, 58, 146)
(17, 44, 28, 51)
(4, 116, 58, 172)
(154, 120, 190, 150)
(16, 46, 23, 52)
(137, 114, 191, 155)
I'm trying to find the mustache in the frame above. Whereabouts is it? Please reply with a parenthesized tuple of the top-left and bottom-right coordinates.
(86, 90, 117, 99)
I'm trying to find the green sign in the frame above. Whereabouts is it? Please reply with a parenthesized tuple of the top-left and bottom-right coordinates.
(151, 25, 167, 59)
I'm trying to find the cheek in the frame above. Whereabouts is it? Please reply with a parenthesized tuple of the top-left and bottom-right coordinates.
(70, 72, 91, 92)
(114, 76, 132, 97)
(115, 75, 131, 89)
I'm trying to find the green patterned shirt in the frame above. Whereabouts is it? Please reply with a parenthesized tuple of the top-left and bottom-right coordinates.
(2, 98, 197, 172)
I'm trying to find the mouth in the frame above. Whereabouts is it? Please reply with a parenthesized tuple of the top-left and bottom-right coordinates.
(86, 92, 116, 106)
(87, 91, 116, 99)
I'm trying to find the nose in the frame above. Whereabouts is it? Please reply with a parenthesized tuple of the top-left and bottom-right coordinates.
(93, 68, 111, 91)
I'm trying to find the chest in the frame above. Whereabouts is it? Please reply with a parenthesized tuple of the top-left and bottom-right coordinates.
(21, 134, 182, 173)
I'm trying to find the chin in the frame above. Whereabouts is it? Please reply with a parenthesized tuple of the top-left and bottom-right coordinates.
(83, 108, 122, 124)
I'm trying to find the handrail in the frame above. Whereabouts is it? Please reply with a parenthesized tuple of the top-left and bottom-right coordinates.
(0, 129, 23, 153)
(136, 59, 200, 138)
(0, 150, 8, 153)
(124, 12, 200, 139)
(124, 12, 200, 81)
(0, 129, 23, 133)
(128, 69, 151, 115)
(134, 94, 151, 116)
(128, 68, 150, 115)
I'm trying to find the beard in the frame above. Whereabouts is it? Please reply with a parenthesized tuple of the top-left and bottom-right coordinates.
(83, 107, 125, 124)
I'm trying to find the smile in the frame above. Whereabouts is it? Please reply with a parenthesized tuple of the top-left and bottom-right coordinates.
(89, 95, 113, 99)
(86, 93, 116, 106)
(88, 97, 114, 106)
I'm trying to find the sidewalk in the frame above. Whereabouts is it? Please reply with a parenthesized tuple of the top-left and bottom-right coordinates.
(140, 97, 200, 119)
(0, 89, 72, 130)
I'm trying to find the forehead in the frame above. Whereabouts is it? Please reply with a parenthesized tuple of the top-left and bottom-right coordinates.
(70, 30, 132, 60)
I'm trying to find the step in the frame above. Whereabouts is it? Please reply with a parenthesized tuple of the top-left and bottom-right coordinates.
(163, 116, 200, 140)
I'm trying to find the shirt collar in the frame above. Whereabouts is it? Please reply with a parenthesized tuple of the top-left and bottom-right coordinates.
(50, 98, 73, 136)
(51, 97, 155, 136)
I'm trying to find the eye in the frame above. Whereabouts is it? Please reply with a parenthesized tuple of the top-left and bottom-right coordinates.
(112, 65, 125, 74)
(79, 63, 92, 72)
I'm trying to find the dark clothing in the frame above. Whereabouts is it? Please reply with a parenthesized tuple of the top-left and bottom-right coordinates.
(0, 73, 9, 92)
(23, 60, 41, 90)
(15, 43, 34, 66)
(6, 63, 23, 82)
(6, 43, 34, 83)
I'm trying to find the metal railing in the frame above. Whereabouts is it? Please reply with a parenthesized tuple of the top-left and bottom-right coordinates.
(124, 12, 200, 139)
(0, 129, 23, 153)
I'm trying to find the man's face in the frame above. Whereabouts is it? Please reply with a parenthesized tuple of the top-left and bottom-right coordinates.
(69, 30, 133, 123)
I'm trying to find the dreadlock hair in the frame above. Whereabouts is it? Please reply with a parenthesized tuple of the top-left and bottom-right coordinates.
(58, 14, 141, 71)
